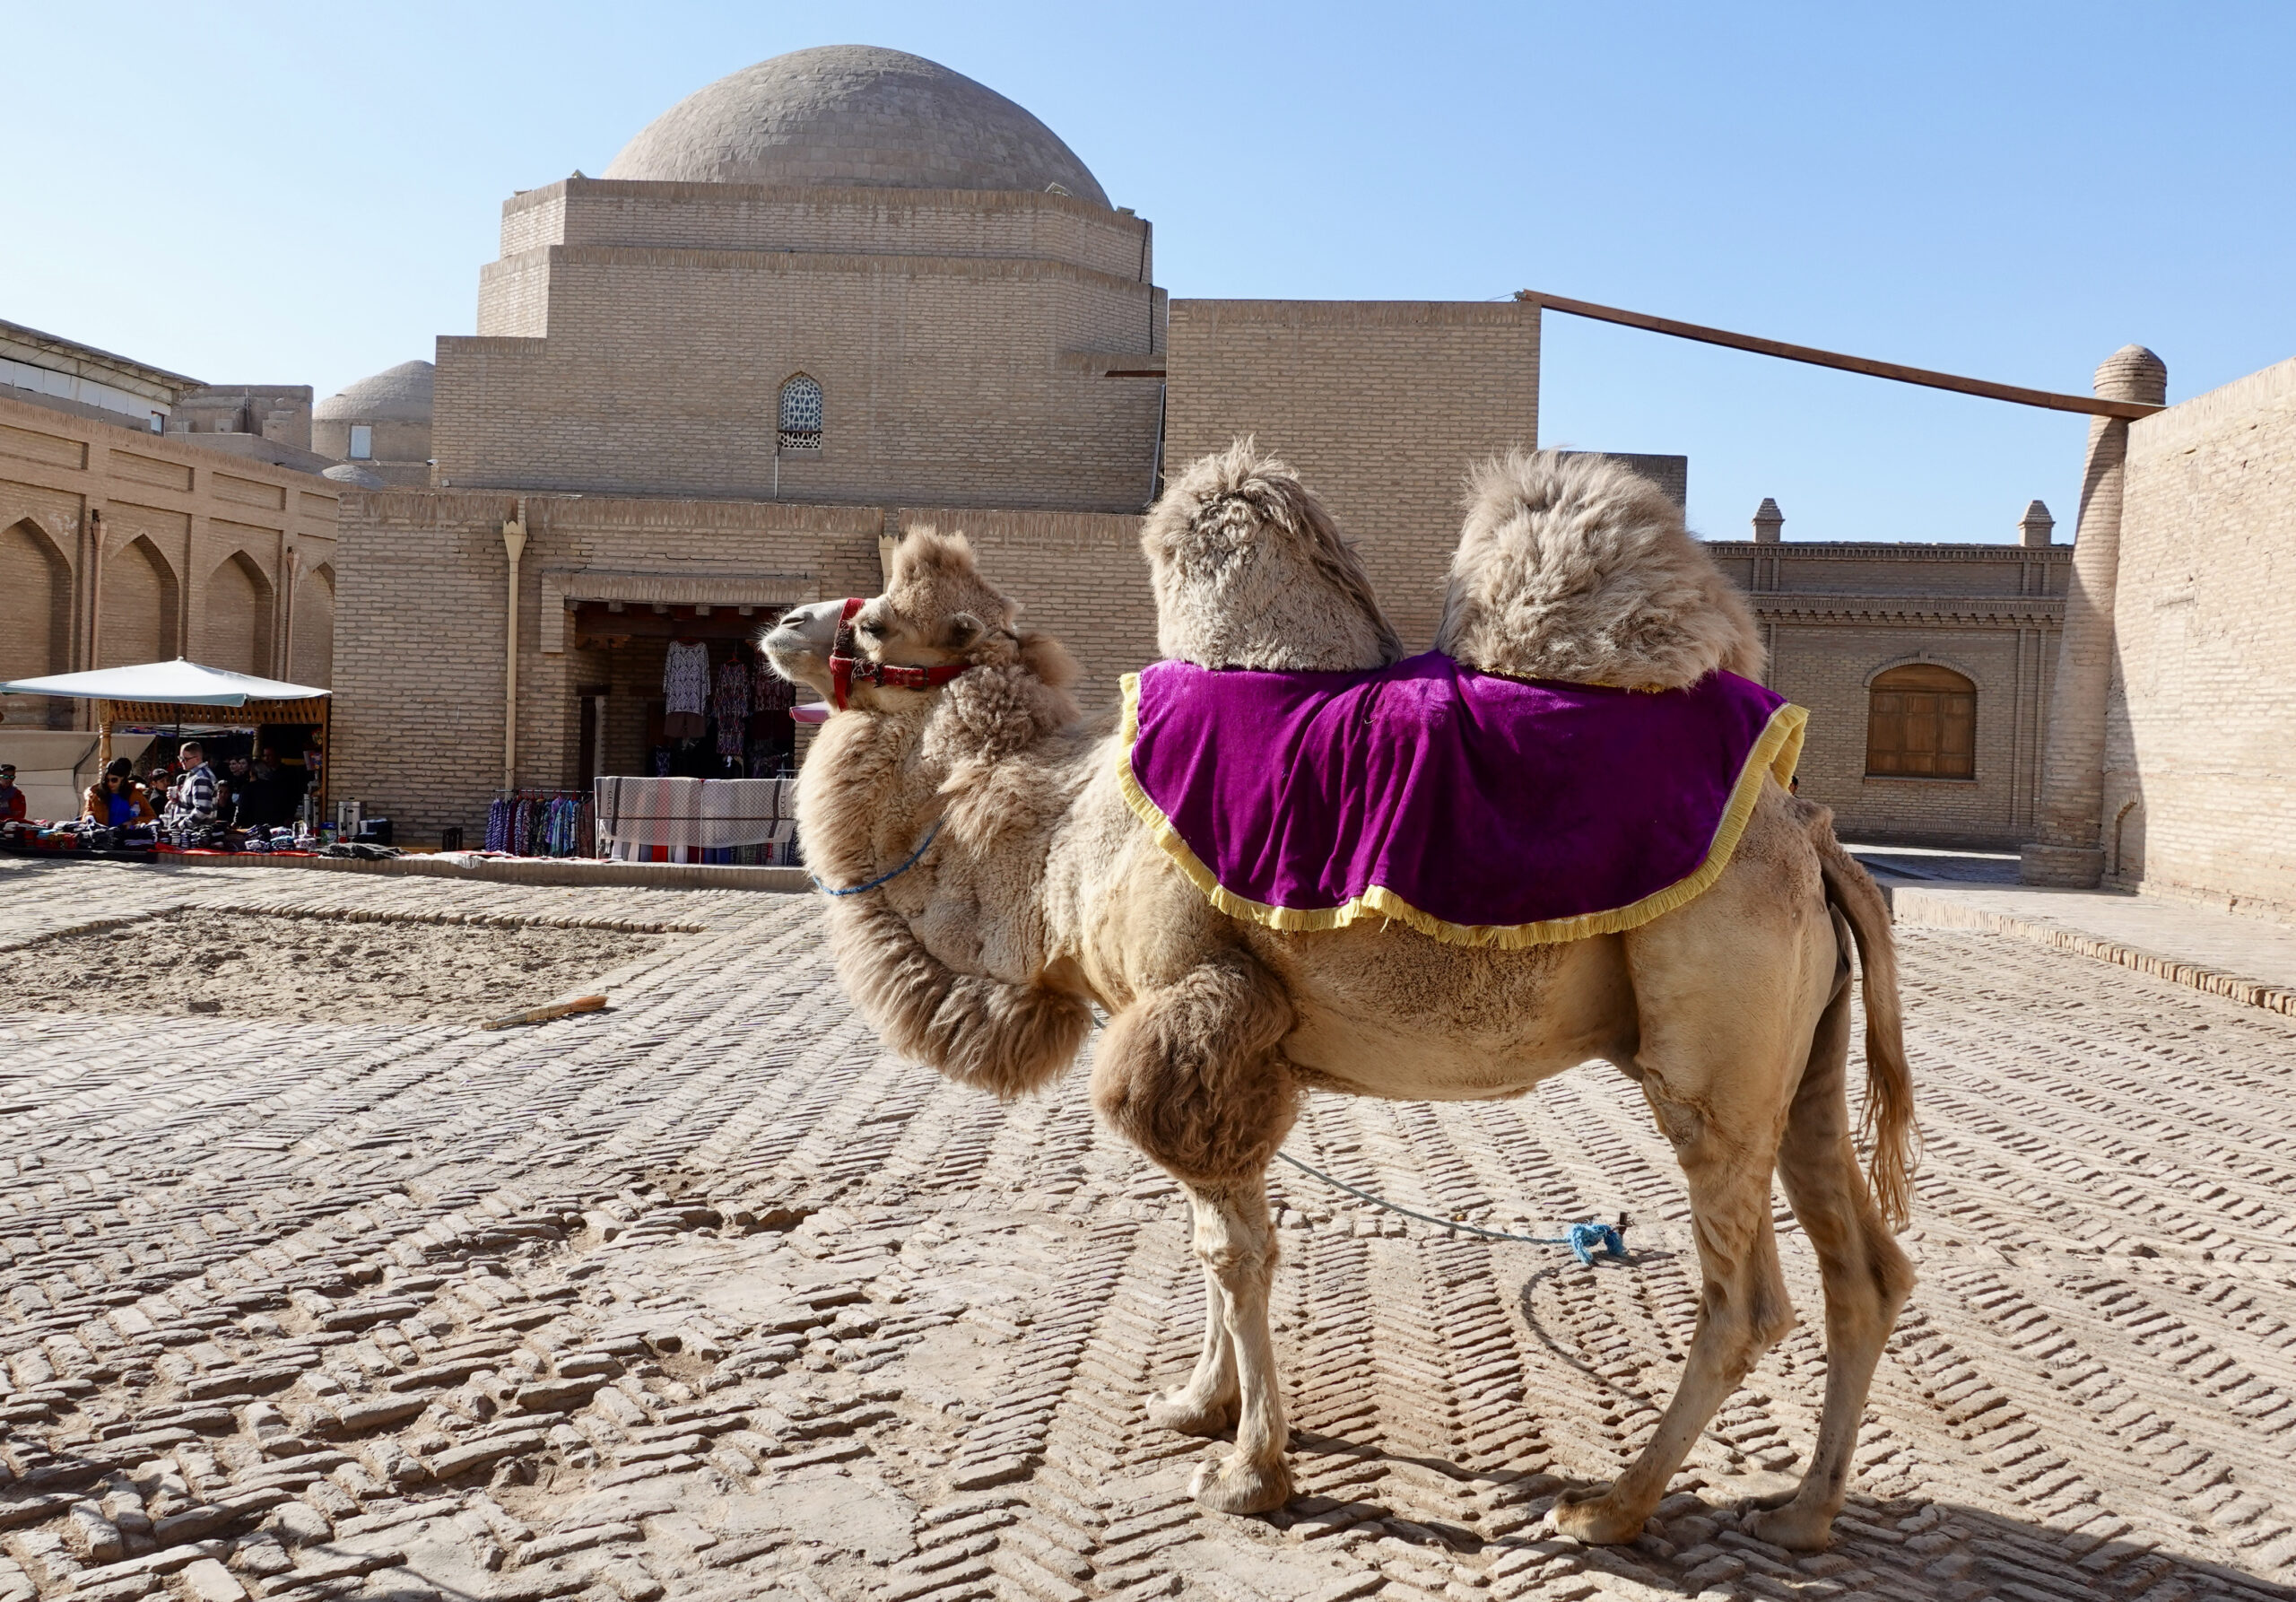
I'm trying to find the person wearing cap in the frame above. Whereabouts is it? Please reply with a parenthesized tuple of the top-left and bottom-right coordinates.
(0, 763, 24, 823)
(83, 758, 156, 827)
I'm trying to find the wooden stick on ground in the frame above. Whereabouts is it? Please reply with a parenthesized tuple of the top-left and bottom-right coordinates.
(481, 994, 608, 1031)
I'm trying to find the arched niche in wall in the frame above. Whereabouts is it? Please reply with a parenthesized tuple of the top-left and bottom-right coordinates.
(293, 562, 335, 689)
(0, 518, 72, 683)
(100, 536, 181, 667)
(202, 552, 274, 678)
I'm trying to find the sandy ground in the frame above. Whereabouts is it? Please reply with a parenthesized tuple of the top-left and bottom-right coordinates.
(3, 864, 2295, 1601)
(3, 909, 661, 1024)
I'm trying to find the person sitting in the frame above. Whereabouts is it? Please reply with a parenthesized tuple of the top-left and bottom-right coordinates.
(164, 741, 221, 831)
(0, 763, 24, 823)
(83, 758, 156, 828)
(224, 754, 257, 828)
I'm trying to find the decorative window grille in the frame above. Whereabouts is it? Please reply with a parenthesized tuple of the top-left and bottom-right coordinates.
(778, 375, 822, 451)
(348, 425, 373, 459)
(1866, 664, 1976, 779)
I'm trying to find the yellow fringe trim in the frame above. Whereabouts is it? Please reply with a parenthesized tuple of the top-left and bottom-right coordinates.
(1117, 671, 1808, 949)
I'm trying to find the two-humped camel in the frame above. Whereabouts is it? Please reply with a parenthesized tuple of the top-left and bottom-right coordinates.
(762, 442, 1917, 1550)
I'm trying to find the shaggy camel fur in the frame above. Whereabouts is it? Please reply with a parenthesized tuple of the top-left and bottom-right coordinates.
(1438, 448, 1766, 689)
(764, 457, 1917, 1551)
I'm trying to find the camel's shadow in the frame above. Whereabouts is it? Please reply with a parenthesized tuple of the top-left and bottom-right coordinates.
(1152, 1243, 2296, 1597)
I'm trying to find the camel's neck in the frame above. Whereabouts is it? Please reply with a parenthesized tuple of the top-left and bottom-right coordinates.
(796, 685, 1100, 988)
(796, 710, 944, 890)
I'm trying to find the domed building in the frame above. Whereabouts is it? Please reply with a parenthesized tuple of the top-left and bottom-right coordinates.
(601, 46, 1109, 204)
(313, 360, 431, 486)
(335, 45, 1546, 845)
(434, 44, 1163, 511)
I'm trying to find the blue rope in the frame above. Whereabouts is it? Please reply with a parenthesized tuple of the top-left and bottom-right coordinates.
(811, 818, 943, 897)
(1273, 1150, 1629, 1267)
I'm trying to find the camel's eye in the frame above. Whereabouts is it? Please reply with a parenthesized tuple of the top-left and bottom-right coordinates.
(856, 618, 884, 640)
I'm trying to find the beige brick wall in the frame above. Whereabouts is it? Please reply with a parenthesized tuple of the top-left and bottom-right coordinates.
(0, 392, 337, 729)
(898, 506, 1151, 710)
(332, 490, 887, 843)
(498, 178, 1154, 282)
(1709, 540, 2066, 849)
(439, 178, 1162, 514)
(1164, 300, 1542, 650)
(2106, 354, 2296, 912)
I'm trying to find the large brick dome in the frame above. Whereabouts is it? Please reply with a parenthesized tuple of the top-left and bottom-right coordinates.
(601, 45, 1110, 207)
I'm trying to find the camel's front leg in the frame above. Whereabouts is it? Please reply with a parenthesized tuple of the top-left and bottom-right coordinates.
(1091, 951, 1298, 1515)
(1178, 1178, 1288, 1513)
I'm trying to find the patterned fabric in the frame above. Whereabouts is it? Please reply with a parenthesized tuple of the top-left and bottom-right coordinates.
(1120, 653, 1805, 948)
(485, 792, 594, 858)
(663, 640, 712, 715)
(595, 777, 793, 851)
(752, 670, 796, 713)
(712, 660, 752, 756)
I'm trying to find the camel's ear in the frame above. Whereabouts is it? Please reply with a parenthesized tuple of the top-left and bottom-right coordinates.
(941, 612, 986, 652)
(1017, 628, 1078, 689)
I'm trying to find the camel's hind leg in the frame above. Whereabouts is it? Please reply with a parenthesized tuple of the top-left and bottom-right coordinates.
(1552, 860, 1823, 1545)
(1747, 910, 1917, 1549)
(1091, 950, 1298, 1514)
(1551, 1076, 1796, 1543)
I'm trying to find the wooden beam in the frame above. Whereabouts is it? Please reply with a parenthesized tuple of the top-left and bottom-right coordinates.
(1517, 291, 2162, 420)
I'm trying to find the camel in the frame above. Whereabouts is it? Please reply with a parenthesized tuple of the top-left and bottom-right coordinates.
(761, 443, 1917, 1551)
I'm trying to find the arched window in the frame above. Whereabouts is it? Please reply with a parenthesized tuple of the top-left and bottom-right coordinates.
(778, 375, 822, 451)
(1866, 664, 1976, 779)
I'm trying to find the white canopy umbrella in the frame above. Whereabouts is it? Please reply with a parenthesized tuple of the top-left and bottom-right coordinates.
(0, 658, 328, 708)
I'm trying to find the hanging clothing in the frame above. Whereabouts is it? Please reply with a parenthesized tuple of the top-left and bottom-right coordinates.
(712, 659, 752, 757)
(486, 791, 595, 858)
(753, 670, 796, 713)
(663, 640, 712, 715)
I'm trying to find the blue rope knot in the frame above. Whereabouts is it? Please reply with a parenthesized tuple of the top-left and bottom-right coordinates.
(1567, 1220, 1630, 1267)
(1272, 1150, 1631, 1267)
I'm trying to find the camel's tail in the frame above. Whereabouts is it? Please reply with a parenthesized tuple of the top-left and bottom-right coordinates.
(1804, 805, 1921, 1229)
(829, 895, 1092, 1100)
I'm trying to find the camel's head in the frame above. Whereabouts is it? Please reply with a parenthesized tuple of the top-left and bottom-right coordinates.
(1140, 438, 1403, 673)
(760, 528, 1078, 714)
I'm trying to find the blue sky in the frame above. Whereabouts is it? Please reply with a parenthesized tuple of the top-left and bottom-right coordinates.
(7, 3, 2290, 543)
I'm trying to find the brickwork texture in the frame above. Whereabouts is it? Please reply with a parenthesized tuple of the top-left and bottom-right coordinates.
(2106, 355, 2296, 914)
(0, 391, 339, 732)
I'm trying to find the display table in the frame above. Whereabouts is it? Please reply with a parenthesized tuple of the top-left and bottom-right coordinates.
(593, 776, 799, 865)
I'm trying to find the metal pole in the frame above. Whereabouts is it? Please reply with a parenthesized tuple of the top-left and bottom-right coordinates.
(501, 500, 527, 792)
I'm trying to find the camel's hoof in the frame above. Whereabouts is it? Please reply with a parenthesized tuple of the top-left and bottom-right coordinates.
(1745, 1500, 1837, 1552)
(1147, 1391, 1238, 1437)
(1547, 1484, 1648, 1545)
(1190, 1453, 1292, 1516)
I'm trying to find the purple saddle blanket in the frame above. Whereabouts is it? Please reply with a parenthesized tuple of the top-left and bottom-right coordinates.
(1119, 652, 1806, 947)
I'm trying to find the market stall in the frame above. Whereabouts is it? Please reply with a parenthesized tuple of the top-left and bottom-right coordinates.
(0, 659, 331, 858)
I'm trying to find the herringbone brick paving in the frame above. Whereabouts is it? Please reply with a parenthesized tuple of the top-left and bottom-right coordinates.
(2, 858, 2292, 1602)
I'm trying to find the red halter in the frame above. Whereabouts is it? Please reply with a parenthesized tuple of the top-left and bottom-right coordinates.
(827, 596, 974, 710)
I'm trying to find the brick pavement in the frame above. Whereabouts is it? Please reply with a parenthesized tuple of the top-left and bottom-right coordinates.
(3, 860, 2294, 1601)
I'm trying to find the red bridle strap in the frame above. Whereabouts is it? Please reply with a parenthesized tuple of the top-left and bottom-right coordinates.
(826, 596, 973, 710)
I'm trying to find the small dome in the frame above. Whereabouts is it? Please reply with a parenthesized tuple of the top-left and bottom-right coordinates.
(321, 462, 387, 488)
(315, 360, 434, 424)
(602, 46, 1109, 207)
